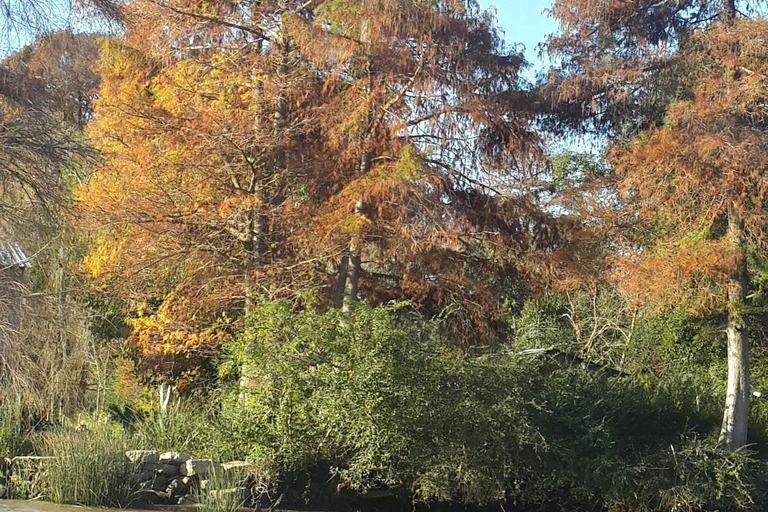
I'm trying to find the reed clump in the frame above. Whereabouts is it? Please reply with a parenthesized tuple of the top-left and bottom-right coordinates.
(39, 426, 131, 507)
(199, 467, 246, 512)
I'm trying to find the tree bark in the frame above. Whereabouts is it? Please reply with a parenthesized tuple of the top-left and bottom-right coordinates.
(718, 202, 750, 450)
(337, 53, 374, 314)
(334, 255, 349, 309)
(723, 0, 736, 23)
(341, 253, 361, 315)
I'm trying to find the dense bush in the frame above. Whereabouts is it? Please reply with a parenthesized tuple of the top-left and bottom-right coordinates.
(221, 298, 763, 511)
(225, 300, 542, 504)
(0, 294, 762, 511)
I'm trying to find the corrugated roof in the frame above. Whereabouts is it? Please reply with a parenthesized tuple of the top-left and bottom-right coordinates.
(0, 241, 31, 268)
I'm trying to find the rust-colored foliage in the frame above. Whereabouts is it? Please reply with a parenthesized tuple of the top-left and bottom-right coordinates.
(609, 18, 768, 310)
(79, 0, 558, 371)
(542, 0, 750, 136)
(544, 0, 763, 449)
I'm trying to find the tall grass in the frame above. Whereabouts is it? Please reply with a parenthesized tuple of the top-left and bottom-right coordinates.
(39, 426, 132, 507)
(0, 403, 33, 457)
(132, 402, 213, 454)
(199, 467, 246, 512)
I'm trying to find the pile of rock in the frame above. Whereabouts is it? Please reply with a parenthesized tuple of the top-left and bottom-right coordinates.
(125, 450, 229, 504)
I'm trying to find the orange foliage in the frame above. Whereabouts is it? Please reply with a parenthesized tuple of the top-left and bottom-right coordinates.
(606, 18, 768, 311)
(79, 0, 557, 368)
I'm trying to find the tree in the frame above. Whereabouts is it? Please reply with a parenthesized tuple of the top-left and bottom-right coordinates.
(0, 30, 102, 235)
(5, 30, 102, 128)
(80, 0, 560, 371)
(545, 0, 767, 449)
(0, 0, 121, 53)
(0, 30, 111, 420)
(80, 0, 325, 376)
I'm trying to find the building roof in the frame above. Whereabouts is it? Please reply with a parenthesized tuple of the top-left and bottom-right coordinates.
(0, 241, 31, 268)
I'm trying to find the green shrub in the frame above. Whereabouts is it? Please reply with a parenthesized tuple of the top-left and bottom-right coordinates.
(524, 367, 756, 511)
(225, 300, 541, 504)
(215, 296, 764, 510)
(40, 426, 131, 507)
(656, 440, 754, 512)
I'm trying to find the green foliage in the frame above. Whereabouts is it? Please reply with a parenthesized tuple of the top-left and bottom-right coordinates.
(131, 402, 215, 455)
(509, 293, 764, 511)
(656, 441, 754, 512)
(226, 299, 540, 504)
(528, 368, 736, 510)
(0, 405, 34, 457)
(550, 150, 609, 194)
(630, 310, 724, 375)
(221, 297, 761, 510)
(5, 294, 761, 512)
(514, 292, 575, 350)
(198, 467, 246, 512)
(40, 426, 132, 507)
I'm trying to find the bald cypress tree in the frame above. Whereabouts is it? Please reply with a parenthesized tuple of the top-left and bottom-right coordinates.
(545, 0, 768, 449)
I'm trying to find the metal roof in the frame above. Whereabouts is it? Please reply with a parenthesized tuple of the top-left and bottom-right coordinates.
(0, 241, 31, 268)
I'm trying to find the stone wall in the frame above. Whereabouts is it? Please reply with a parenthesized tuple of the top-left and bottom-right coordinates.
(125, 450, 248, 505)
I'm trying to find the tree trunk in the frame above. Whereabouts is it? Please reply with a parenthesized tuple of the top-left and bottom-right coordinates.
(334, 255, 349, 309)
(340, 196, 365, 314)
(718, 202, 749, 450)
(341, 253, 361, 315)
(337, 53, 374, 315)
(723, 0, 736, 23)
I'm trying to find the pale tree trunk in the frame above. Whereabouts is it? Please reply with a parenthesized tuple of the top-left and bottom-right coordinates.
(337, 55, 374, 314)
(341, 252, 361, 315)
(334, 256, 349, 309)
(718, 202, 750, 450)
(340, 197, 365, 315)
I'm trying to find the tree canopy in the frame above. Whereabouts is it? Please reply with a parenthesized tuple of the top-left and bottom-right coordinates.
(78, 0, 570, 374)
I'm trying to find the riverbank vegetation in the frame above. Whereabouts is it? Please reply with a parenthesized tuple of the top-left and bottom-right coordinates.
(2, 0, 768, 511)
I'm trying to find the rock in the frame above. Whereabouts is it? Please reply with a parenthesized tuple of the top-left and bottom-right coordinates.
(143, 463, 180, 476)
(181, 459, 220, 478)
(167, 476, 190, 497)
(159, 451, 192, 464)
(125, 450, 159, 464)
(129, 470, 155, 487)
(221, 461, 250, 471)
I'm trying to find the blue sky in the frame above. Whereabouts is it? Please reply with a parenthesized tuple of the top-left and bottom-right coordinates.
(478, 0, 558, 75)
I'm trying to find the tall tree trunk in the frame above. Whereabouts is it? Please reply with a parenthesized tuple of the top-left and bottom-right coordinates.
(724, 0, 736, 22)
(719, 202, 749, 450)
(341, 252, 361, 315)
(334, 255, 349, 309)
(337, 55, 374, 313)
(340, 197, 365, 315)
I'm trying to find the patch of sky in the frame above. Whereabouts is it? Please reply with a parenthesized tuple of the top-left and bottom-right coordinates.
(477, 0, 557, 80)
(476, 0, 605, 155)
(0, 0, 118, 57)
(0, 0, 70, 55)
